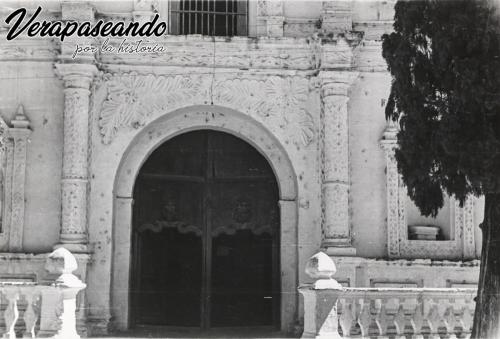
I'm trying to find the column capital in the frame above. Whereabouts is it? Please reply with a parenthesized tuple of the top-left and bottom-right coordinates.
(380, 120, 399, 152)
(55, 64, 99, 89)
(318, 70, 359, 95)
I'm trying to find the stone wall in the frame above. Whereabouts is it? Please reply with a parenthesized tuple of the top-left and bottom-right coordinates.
(0, 0, 482, 335)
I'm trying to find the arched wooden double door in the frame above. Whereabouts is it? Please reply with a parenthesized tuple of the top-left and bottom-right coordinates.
(131, 130, 280, 329)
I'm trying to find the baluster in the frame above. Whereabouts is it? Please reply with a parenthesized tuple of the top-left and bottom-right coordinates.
(3, 289, 20, 339)
(374, 298, 389, 339)
(410, 297, 424, 339)
(22, 290, 39, 339)
(339, 298, 354, 337)
(357, 299, 371, 337)
(461, 308, 473, 339)
(394, 302, 406, 339)
(426, 301, 441, 339)
(443, 303, 457, 339)
(454, 306, 467, 338)
(462, 301, 474, 335)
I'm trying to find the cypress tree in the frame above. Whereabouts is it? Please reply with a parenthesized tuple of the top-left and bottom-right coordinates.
(382, 1, 500, 337)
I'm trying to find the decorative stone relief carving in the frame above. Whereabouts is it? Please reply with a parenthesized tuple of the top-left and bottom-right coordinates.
(319, 38, 356, 70)
(96, 73, 202, 144)
(97, 36, 316, 70)
(0, 106, 31, 252)
(55, 64, 98, 253)
(0, 39, 59, 62)
(94, 73, 315, 147)
(380, 121, 476, 260)
(319, 71, 358, 255)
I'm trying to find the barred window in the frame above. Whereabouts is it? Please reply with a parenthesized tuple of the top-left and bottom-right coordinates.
(170, 0, 248, 36)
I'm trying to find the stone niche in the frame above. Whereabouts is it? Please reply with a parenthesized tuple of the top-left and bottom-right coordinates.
(380, 122, 476, 260)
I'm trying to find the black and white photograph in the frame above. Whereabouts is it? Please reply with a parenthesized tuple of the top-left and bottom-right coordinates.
(0, 0, 498, 338)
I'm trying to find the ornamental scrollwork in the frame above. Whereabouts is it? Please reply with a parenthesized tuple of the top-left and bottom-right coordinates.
(95, 73, 201, 144)
(213, 76, 315, 146)
(94, 73, 315, 147)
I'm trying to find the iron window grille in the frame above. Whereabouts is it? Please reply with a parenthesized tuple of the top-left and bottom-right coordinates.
(170, 0, 248, 36)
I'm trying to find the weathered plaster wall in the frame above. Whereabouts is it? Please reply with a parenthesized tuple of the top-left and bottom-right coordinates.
(349, 71, 391, 258)
(0, 60, 63, 252)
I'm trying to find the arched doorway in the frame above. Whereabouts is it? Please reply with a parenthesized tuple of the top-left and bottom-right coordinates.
(130, 130, 280, 330)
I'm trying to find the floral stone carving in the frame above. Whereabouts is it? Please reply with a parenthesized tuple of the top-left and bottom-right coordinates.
(94, 73, 315, 147)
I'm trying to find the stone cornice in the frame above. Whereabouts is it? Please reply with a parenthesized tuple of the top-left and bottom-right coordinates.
(0, 27, 390, 73)
(0, 38, 59, 62)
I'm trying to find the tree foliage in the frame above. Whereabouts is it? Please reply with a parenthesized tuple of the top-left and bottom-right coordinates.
(382, 0, 500, 217)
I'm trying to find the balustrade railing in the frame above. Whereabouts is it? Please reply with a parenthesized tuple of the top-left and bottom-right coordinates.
(0, 248, 85, 339)
(299, 252, 477, 339)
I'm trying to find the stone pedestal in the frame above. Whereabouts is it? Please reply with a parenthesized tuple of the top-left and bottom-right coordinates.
(39, 248, 86, 339)
(299, 252, 343, 339)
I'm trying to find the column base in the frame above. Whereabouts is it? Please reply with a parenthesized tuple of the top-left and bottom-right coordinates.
(86, 316, 110, 337)
(322, 241, 356, 256)
(53, 243, 89, 253)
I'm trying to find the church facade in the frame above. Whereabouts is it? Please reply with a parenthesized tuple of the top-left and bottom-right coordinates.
(0, 1, 480, 337)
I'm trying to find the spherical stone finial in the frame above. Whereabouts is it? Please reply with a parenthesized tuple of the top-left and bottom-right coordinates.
(45, 247, 78, 275)
(305, 251, 336, 279)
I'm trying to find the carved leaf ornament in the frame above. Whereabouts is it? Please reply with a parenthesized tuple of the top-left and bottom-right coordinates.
(95, 73, 315, 146)
(97, 73, 200, 144)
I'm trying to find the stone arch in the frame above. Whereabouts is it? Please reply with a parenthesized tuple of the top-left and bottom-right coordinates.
(111, 105, 299, 333)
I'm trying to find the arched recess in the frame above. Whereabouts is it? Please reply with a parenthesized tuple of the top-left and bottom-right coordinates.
(111, 105, 298, 333)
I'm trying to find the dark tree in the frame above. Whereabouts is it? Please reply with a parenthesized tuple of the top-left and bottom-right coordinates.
(382, 0, 500, 337)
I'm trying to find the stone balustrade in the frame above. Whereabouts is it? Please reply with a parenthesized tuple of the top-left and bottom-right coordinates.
(0, 248, 85, 339)
(299, 252, 477, 339)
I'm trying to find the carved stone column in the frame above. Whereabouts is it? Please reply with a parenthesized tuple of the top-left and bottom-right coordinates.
(319, 71, 357, 256)
(55, 64, 97, 253)
(380, 121, 400, 258)
(7, 109, 31, 252)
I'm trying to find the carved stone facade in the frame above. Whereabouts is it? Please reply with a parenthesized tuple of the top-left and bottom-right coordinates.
(0, 106, 31, 252)
(0, 0, 481, 337)
(381, 122, 476, 260)
(55, 64, 97, 253)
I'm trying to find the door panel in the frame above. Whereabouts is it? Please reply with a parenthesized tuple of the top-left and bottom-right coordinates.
(131, 130, 279, 329)
(132, 179, 204, 326)
(210, 181, 279, 327)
